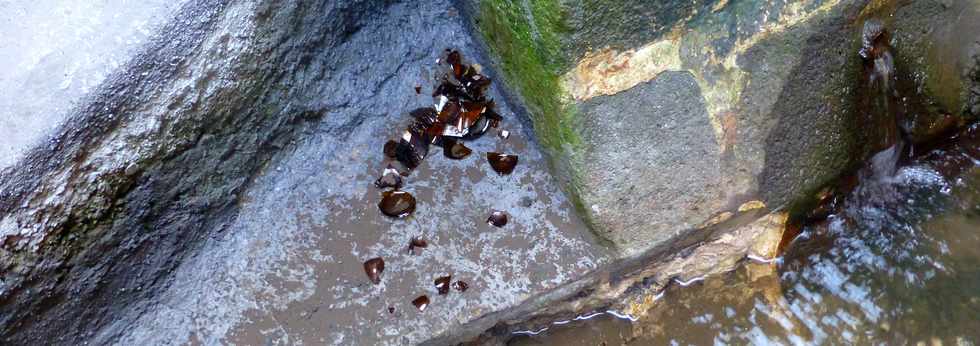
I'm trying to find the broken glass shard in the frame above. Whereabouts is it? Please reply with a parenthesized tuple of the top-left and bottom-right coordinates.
(363, 257, 385, 285)
(383, 140, 398, 159)
(394, 129, 429, 169)
(487, 210, 508, 227)
(374, 166, 403, 189)
(487, 152, 518, 175)
(408, 236, 428, 254)
(435, 276, 452, 295)
(412, 295, 430, 312)
(442, 139, 472, 159)
(378, 190, 416, 218)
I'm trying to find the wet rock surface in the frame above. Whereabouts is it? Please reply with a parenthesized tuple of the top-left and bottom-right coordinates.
(468, 0, 980, 255)
(578, 71, 721, 250)
(3, 0, 979, 345)
(0, 0, 187, 170)
(0, 0, 610, 345)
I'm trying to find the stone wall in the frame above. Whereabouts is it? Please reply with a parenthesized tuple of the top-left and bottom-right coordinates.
(466, 0, 980, 256)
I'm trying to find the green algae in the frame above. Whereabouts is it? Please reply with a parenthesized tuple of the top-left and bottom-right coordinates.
(476, 0, 598, 229)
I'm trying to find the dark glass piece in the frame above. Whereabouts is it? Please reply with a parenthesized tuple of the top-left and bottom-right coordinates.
(388, 306, 395, 314)
(447, 50, 463, 79)
(433, 81, 467, 101)
(394, 129, 429, 169)
(483, 106, 502, 128)
(412, 295, 430, 312)
(409, 108, 439, 137)
(461, 116, 490, 140)
(363, 257, 384, 284)
(410, 107, 438, 122)
(442, 139, 472, 159)
(486, 152, 518, 175)
(374, 166, 402, 189)
(388, 160, 411, 177)
(487, 210, 508, 227)
(437, 100, 461, 124)
(378, 190, 416, 218)
(456, 101, 484, 130)
(434, 276, 452, 295)
(408, 236, 428, 254)
(461, 71, 491, 97)
(415, 86, 422, 94)
(383, 140, 398, 159)
(452, 280, 469, 292)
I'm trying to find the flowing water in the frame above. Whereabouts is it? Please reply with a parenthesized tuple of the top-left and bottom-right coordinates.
(508, 16, 980, 346)
(509, 123, 980, 345)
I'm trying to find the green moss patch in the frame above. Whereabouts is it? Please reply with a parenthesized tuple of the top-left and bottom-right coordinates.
(476, 0, 596, 225)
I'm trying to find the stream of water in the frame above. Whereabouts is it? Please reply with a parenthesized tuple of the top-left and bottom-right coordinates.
(510, 122, 980, 345)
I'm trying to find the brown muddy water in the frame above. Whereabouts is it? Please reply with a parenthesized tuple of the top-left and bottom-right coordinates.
(509, 124, 980, 345)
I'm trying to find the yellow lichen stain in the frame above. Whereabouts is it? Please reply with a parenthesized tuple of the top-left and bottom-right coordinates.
(624, 290, 664, 318)
(737, 200, 766, 212)
(608, 209, 793, 323)
(563, 39, 682, 103)
(721, 111, 738, 153)
(698, 211, 733, 229)
(560, 0, 843, 152)
(712, 0, 729, 13)
(748, 211, 789, 259)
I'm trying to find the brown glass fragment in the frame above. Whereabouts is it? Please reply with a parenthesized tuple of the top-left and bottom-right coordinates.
(378, 190, 416, 218)
(408, 236, 428, 254)
(483, 106, 502, 128)
(433, 82, 466, 101)
(487, 210, 508, 227)
(461, 117, 490, 140)
(394, 129, 429, 169)
(374, 166, 402, 189)
(412, 295, 430, 312)
(486, 152, 518, 175)
(452, 280, 469, 292)
(410, 108, 440, 137)
(414, 85, 421, 94)
(388, 306, 395, 314)
(363, 257, 385, 284)
(410, 107, 438, 122)
(442, 139, 472, 159)
(447, 50, 463, 79)
(434, 276, 452, 295)
(383, 140, 398, 159)
(457, 101, 485, 130)
(388, 160, 411, 177)
(437, 100, 461, 124)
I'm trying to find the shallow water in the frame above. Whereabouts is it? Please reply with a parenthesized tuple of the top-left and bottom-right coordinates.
(511, 125, 980, 345)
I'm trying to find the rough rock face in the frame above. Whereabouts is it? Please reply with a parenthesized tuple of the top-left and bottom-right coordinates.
(0, 0, 609, 344)
(887, 0, 980, 142)
(467, 0, 980, 255)
(0, 0, 187, 169)
(2, 0, 979, 344)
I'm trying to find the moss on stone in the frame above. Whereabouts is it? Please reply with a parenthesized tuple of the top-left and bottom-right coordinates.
(477, 0, 575, 150)
(476, 0, 596, 227)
